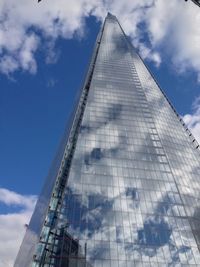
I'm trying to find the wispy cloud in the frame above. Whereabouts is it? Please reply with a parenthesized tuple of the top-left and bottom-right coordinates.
(0, 188, 37, 210)
(0, 0, 97, 75)
(0, 188, 37, 267)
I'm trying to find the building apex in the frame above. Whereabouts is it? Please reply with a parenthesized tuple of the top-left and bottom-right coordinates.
(106, 12, 116, 19)
(107, 12, 113, 16)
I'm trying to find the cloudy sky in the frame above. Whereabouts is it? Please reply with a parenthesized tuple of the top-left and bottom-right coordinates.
(0, 0, 200, 266)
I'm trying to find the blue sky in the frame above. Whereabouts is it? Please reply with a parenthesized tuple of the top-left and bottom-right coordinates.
(0, 15, 100, 196)
(0, 0, 200, 266)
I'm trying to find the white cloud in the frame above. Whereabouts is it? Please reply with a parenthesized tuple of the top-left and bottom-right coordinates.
(0, 188, 37, 267)
(0, 55, 19, 74)
(0, 0, 200, 79)
(148, 0, 200, 80)
(0, 188, 37, 210)
(137, 42, 161, 67)
(88, 0, 200, 76)
(0, 0, 98, 75)
(183, 96, 200, 143)
(19, 34, 39, 74)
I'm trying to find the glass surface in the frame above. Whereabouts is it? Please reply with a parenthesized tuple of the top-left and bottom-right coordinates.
(15, 13, 200, 267)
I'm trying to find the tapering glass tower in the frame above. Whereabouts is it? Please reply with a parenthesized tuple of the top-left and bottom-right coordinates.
(15, 13, 200, 267)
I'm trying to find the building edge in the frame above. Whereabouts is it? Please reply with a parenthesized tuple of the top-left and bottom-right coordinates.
(14, 15, 107, 267)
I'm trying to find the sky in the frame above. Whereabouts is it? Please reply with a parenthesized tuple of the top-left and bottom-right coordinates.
(0, 0, 200, 266)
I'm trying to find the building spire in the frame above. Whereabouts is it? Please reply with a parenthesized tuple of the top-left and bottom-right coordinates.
(106, 12, 116, 19)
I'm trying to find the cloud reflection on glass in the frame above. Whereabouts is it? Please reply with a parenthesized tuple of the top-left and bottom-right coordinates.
(61, 14, 200, 267)
(15, 13, 200, 267)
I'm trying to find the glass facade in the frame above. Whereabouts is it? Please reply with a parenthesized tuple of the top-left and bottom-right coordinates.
(14, 13, 200, 267)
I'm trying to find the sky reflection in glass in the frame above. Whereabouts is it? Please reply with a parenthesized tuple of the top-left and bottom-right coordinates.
(15, 13, 200, 267)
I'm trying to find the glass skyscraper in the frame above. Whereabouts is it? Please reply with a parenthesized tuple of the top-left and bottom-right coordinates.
(15, 13, 200, 267)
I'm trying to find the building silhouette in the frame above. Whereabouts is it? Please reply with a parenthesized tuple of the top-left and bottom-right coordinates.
(15, 13, 200, 267)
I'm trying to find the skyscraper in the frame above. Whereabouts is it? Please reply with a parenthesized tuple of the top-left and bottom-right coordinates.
(15, 13, 200, 267)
